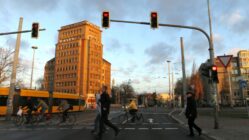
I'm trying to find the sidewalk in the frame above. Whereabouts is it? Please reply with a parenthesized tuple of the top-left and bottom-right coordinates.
(170, 109, 249, 140)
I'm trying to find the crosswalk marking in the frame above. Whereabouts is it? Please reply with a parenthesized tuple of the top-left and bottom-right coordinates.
(152, 128, 163, 130)
(138, 128, 149, 130)
(125, 128, 135, 130)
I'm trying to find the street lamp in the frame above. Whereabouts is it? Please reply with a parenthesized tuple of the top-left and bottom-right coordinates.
(30, 46, 38, 89)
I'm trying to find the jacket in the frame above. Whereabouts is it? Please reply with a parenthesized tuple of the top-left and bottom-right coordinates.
(100, 91, 111, 114)
(128, 100, 138, 110)
(185, 97, 197, 118)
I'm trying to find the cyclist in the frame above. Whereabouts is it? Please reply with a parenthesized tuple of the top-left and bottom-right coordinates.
(36, 98, 48, 121)
(22, 97, 35, 124)
(58, 99, 71, 122)
(127, 99, 138, 122)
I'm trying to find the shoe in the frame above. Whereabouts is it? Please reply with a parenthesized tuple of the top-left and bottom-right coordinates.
(187, 134, 194, 137)
(115, 129, 120, 136)
(198, 129, 202, 136)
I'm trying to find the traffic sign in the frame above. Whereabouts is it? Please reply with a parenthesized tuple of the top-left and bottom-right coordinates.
(217, 55, 233, 68)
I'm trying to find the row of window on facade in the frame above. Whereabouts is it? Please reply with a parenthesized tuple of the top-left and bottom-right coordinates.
(56, 73, 77, 79)
(240, 68, 249, 74)
(56, 89, 76, 94)
(57, 57, 78, 65)
(89, 81, 101, 88)
(62, 28, 82, 36)
(239, 52, 249, 58)
(57, 49, 79, 57)
(240, 61, 249, 67)
(56, 81, 77, 87)
(56, 65, 77, 72)
(90, 58, 101, 65)
(58, 42, 79, 50)
(59, 36, 82, 43)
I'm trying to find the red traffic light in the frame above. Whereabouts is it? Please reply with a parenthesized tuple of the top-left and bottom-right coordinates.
(151, 12, 157, 18)
(150, 12, 158, 29)
(212, 65, 217, 71)
(103, 12, 109, 17)
(102, 11, 110, 28)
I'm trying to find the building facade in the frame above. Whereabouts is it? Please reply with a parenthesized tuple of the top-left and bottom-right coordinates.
(43, 58, 55, 91)
(215, 57, 240, 106)
(44, 21, 111, 99)
(237, 50, 249, 103)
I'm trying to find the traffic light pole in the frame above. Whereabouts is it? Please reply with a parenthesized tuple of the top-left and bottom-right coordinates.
(0, 29, 45, 36)
(110, 19, 219, 129)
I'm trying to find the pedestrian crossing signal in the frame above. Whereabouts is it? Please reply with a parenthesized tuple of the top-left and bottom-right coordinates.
(32, 23, 39, 38)
(150, 12, 158, 29)
(102, 11, 110, 28)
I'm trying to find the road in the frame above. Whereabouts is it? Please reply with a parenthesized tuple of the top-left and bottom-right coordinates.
(0, 107, 210, 140)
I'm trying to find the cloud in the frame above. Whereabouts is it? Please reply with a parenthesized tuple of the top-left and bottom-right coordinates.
(106, 39, 122, 52)
(2, 0, 59, 13)
(226, 48, 243, 56)
(3, 36, 30, 50)
(220, 10, 249, 34)
(145, 42, 175, 65)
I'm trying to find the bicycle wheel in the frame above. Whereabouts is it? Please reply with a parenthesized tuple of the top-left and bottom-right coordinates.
(50, 114, 62, 125)
(13, 116, 24, 126)
(66, 114, 76, 125)
(136, 113, 144, 123)
(119, 113, 129, 124)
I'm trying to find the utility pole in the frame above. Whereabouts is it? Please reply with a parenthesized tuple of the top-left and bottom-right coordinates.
(30, 46, 38, 89)
(171, 64, 175, 108)
(180, 37, 187, 108)
(6, 17, 23, 120)
(167, 60, 171, 95)
(207, 0, 219, 129)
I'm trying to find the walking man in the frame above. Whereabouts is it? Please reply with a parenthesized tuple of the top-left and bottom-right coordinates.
(91, 90, 106, 134)
(185, 91, 202, 137)
(98, 85, 120, 139)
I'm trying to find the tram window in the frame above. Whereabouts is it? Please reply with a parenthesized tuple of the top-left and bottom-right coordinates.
(0, 96, 7, 106)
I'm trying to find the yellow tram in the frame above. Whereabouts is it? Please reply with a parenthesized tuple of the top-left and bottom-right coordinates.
(0, 87, 85, 115)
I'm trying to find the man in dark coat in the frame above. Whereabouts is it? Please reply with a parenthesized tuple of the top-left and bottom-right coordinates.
(185, 91, 202, 137)
(98, 85, 119, 139)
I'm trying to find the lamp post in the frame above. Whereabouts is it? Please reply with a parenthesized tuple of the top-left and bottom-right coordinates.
(30, 46, 38, 89)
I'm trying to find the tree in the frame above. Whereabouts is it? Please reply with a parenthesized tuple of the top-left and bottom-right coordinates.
(0, 47, 26, 86)
(0, 47, 14, 85)
(189, 62, 204, 102)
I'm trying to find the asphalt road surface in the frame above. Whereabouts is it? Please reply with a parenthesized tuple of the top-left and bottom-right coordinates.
(0, 108, 211, 140)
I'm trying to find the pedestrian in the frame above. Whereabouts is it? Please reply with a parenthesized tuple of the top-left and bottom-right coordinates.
(98, 85, 120, 139)
(91, 90, 106, 134)
(185, 91, 202, 137)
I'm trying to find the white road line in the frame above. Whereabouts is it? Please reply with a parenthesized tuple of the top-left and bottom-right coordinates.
(165, 128, 178, 130)
(138, 128, 149, 130)
(152, 128, 163, 130)
(162, 123, 173, 124)
(124, 128, 135, 130)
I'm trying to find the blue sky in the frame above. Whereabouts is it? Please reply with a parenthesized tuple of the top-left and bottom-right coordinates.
(0, 0, 249, 93)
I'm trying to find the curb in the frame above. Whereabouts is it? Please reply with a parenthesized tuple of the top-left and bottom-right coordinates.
(169, 113, 220, 140)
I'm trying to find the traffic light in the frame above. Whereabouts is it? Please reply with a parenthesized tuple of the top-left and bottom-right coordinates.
(102, 11, 110, 28)
(31, 23, 39, 38)
(211, 65, 219, 83)
(150, 12, 158, 29)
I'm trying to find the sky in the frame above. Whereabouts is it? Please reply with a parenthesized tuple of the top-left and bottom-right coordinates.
(0, 0, 249, 93)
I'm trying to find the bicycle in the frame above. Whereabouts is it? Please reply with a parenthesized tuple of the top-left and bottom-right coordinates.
(51, 111, 77, 126)
(119, 107, 144, 124)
